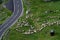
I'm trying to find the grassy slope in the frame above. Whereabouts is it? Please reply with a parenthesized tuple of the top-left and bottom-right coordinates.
(7, 0, 60, 40)
(0, 8, 12, 24)
(0, 0, 12, 24)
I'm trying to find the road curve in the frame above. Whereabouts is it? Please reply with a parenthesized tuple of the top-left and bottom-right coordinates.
(0, 0, 23, 40)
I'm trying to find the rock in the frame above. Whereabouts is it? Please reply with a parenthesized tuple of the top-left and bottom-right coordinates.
(3, 5, 6, 8)
(26, 9, 30, 14)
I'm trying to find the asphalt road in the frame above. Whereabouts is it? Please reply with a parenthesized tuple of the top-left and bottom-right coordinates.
(0, 0, 23, 40)
(5, 0, 14, 12)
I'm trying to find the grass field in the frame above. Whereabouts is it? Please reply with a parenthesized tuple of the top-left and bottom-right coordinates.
(4, 0, 60, 40)
(7, 24, 60, 40)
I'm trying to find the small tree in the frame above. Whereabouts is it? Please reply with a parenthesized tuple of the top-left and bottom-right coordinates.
(0, 0, 3, 4)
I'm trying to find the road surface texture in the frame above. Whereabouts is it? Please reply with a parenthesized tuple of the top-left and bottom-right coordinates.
(0, 0, 23, 40)
(5, 0, 14, 12)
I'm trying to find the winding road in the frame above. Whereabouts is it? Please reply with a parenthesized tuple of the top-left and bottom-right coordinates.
(0, 0, 23, 40)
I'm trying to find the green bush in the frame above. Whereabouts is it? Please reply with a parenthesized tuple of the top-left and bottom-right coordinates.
(0, 0, 3, 4)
